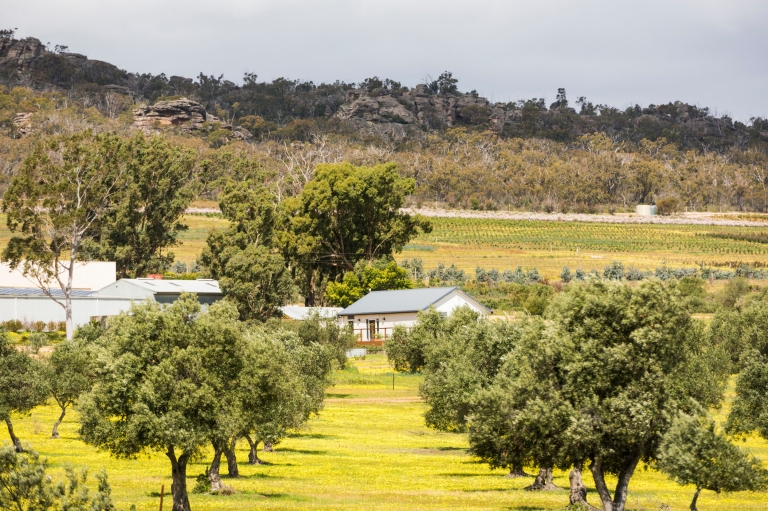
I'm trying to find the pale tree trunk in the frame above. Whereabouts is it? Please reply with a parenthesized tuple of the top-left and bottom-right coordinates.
(263, 441, 274, 452)
(525, 467, 559, 491)
(65, 253, 75, 341)
(51, 406, 67, 439)
(5, 418, 23, 452)
(166, 447, 191, 511)
(590, 455, 641, 511)
(224, 437, 239, 477)
(690, 488, 701, 511)
(207, 446, 234, 494)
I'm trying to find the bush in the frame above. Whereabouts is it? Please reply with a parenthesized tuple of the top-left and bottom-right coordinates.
(28, 332, 47, 354)
(656, 197, 680, 216)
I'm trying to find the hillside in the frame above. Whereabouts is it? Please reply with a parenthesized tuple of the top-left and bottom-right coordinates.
(2, 30, 767, 152)
(3, 29, 768, 215)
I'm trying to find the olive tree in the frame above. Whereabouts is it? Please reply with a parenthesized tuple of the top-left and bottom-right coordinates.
(658, 413, 767, 511)
(0, 330, 46, 452)
(43, 338, 93, 438)
(469, 281, 729, 511)
(78, 295, 245, 511)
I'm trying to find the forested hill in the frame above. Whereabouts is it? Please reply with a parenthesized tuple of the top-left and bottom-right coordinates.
(2, 30, 767, 152)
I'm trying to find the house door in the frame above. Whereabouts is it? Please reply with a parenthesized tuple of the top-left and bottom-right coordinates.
(367, 319, 378, 340)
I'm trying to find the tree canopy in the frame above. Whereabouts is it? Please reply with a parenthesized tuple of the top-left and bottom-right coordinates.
(658, 413, 768, 511)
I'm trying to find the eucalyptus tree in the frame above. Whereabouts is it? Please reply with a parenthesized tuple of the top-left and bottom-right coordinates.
(280, 162, 431, 305)
(81, 134, 198, 279)
(2, 131, 128, 340)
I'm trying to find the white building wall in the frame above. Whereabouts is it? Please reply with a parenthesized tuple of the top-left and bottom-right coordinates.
(0, 296, 146, 328)
(434, 293, 486, 315)
(0, 262, 116, 290)
(342, 312, 418, 342)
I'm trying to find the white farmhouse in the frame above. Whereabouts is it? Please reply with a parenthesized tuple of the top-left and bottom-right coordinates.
(338, 286, 490, 343)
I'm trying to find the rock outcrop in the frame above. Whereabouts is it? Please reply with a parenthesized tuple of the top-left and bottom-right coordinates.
(13, 112, 33, 136)
(132, 97, 252, 140)
(332, 85, 509, 131)
(0, 37, 46, 71)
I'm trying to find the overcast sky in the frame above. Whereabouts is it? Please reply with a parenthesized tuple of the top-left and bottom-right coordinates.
(7, 0, 768, 122)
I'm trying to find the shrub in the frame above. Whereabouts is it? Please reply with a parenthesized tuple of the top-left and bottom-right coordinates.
(656, 197, 680, 216)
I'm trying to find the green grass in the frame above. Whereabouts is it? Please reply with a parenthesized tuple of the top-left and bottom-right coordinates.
(5, 354, 768, 510)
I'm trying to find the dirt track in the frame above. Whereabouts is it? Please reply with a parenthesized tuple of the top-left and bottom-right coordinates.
(186, 206, 768, 227)
(401, 208, 768, 227)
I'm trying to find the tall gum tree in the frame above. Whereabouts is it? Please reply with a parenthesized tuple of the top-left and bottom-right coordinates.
(280, 161, 431, 305)
(1, 131, 127, 340)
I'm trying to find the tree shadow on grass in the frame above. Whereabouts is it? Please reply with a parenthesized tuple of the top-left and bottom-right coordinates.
(440, 472, 499, 478)
(287, 433, 338, 439)
(276, 448, 327, 455)
(326, 393, 353, 398)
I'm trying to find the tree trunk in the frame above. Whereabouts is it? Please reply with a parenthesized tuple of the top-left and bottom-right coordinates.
(305, 272, 316, 307)
(51, 406, 66, 439)
(244, 435, 263, 465)
(690, 488, 701, 511)
(263, 441, 274, 452)
(590, 455, 641, 511)
(166, 447, 191, 511)
(65, 259, 75, 341)
(224, 437, 239, 478)
(525, 466, 558, 491)
(505, 463, 530, 478)
(569, 465, 593, 509)
(5, 418, 23, 452)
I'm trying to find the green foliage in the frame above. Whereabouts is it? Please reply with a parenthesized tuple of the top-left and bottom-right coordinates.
(709, 299, 768, 370)
(201, 178, 293, 320)
(656, 197, 680, 216)
(0, 445, 117, 511)
(1, 130, 129, 340)
(727, 358, 768, 441)
(658, 413, 768, 510)
(43, 338, 94, 437)
(715, 277, 751, 308)
(81, 134, 198, 278)
(294, 314, 357, 369)
(418, 309, 523, 433)
(0, 330, 46, 450)
(78, 295, 246, 511)
(325, 259, 412, 307)
(282, 162, 431, 303)
(466, 281, 729, 510)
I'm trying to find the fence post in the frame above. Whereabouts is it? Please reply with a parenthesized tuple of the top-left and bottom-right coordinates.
(159, 484, 164, 511)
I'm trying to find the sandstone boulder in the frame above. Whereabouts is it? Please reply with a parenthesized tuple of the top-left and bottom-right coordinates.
(133, 98, 210, 131)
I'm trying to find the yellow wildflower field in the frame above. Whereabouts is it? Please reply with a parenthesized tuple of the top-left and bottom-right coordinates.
(5, 354, 768, 511)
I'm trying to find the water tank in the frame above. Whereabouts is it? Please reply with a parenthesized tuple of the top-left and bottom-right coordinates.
(635, 205, 656, 216)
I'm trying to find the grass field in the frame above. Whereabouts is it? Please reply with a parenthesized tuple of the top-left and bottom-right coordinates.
(168, 215, 768, 279)
(5, 354, 768, 511)
(4, 213, 768, 280)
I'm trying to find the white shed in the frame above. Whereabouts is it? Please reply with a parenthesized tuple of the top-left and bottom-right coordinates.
(338, 287, 490, 343)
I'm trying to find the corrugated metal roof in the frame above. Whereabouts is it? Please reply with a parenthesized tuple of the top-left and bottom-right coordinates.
(121, 279, 222, 294)
(339, 287, 458, 315)
(281, 306, 342, 320)
(0, 287, 94, 297)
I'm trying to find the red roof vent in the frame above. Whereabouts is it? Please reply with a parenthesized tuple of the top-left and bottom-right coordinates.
(146, 274, 163, 280)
